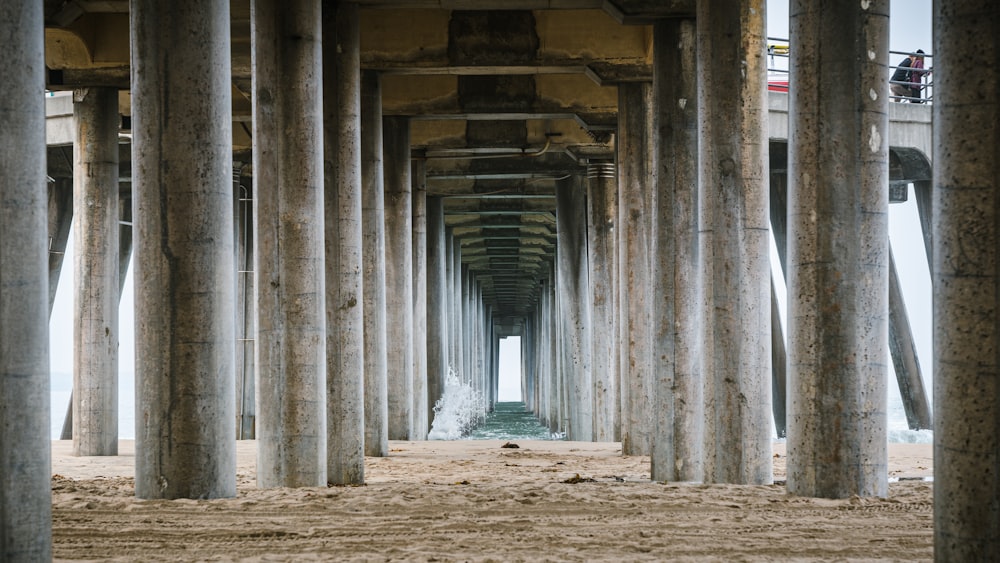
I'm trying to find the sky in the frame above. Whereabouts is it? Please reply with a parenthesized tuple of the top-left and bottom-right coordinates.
(49, 0, 935, 425)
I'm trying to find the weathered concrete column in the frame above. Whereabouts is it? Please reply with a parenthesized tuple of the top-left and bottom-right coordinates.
(253, 0, 326, 488)
(547, 267, 561, 432)
(650, 18, 703, 483)
(556, 175, 593, 441)
(323, 0, 365, 485)
(532, 286, 549, 427)
(453, 241, 465, 378)
(535, 285, 546, 422)
(554, 266, 569, 432)
(445, 232, 456, 371)
(132, 0, 236, 498)
(460, 265, 472, 383)
(411, 160, 429, 439)
(426, 199, 449, 430)
(586, 162, 618, 442)
(361, 69, 388, 457)
(383, 116, 414, 440)
(786, 0, 888, 498)
(933, 3, 1000, 557)
(72, 87, 120, 456)
(535, 293, 549, 424)
(487, 307, 497, 407)
(60, 171, 130, 440)
(0, 2, 51, 558)
(697, 0, 772, 485)
(617, 82, 654, 455)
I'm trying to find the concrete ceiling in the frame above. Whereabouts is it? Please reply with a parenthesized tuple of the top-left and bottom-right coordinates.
(40, 1, 668, 322)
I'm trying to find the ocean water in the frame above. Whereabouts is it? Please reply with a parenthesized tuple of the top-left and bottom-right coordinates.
(469, 402, 560, 441)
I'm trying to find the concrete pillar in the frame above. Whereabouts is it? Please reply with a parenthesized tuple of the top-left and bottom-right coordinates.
(650, 18, 703, 483)
(467, 276, 477, 388)
(462, 272, 471, 386)
(323, 0, 365, 485)
(0, 2, 51, 558)
(536, 294, 548, 424)
(617, 82, 654, 455)
(253, 0, 326, 488)
(383, 116, 414, 440)
(697, 0, 772, 485)
(587, 162, 618, 442)
(933, 3, 1000, 557)
(556, 267, 569, 433)
(54, 176, 134, 443)
(547, 268, 561, 432)
(445, 232, 455, 371)
(58, 174, 133, 442)
(426, 198, 449, 430)
(132, 0, 236, 499)
(453, 242, 464, 379)
(556, 175, 593, 441)
(786, 0, 888, 498)
(536, 285, 547, 423)
(411, 160, 429, 439)
(72, 87, 120, 456)
(487, 308, 497, 406)
(526, 319, 535, 409)
(361, 69, 388, 457)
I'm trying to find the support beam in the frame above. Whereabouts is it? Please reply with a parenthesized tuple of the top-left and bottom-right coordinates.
(617, 81, 653, 455)
(770, 279, 787, 438)
(887, 246, 932, 430)
(786, 0, 888, 498)
(324, 0, 365, 485)
(768, 171, 789, 439)
(384, 116, 414, 440)
(253, 0, 326, 489)
(650, 18, 702, 482)
(933, 2, 1000, 557)
(698, 0, 772, 485)
(361, 69, 388, 457)
(72, 87, 120, 456)
(132, 0, 236, 499)
(0, 1, 52, 557)
(48, 178, 74, 317)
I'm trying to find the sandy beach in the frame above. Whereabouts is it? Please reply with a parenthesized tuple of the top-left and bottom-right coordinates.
(51, 440, 933, 561)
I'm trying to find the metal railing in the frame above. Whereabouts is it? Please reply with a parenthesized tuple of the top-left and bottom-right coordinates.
(766, 38, 933, 104)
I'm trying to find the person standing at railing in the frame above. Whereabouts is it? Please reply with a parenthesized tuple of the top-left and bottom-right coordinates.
(908, 50, 929, 103)
(890, 49, 928, 102)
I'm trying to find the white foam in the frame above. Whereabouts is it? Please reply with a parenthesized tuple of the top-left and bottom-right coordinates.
(427, 366, 486, 440)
